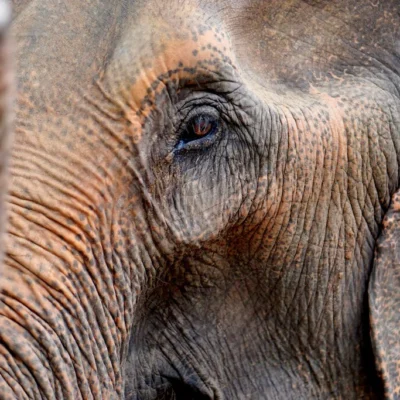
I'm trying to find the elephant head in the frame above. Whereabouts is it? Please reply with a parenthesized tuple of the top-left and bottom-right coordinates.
(1, 0, 400, 399)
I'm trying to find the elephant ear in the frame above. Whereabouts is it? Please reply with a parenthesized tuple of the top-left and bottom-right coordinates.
(369, 189, 400, 398)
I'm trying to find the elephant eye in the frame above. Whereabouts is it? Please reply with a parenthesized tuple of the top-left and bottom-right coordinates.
(176, 113, 220, 151)
(192, 115, 215, 137)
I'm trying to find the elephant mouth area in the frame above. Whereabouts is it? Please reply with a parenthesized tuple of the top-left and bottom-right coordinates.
(153, 376, 215, 400)
(126, 368, 218, 400)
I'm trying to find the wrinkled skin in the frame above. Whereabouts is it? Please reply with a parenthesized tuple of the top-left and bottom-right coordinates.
(1, 0, 400, 399)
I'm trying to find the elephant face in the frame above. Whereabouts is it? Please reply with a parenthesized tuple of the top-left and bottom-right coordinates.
(2, 0, 400, 399)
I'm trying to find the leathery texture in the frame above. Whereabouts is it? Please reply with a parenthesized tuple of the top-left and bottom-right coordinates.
(1, 0, 400, 399)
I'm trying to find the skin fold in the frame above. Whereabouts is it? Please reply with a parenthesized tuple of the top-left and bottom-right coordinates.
(0, 0, 400, 398)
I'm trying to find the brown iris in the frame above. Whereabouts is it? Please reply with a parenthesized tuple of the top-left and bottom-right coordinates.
(192, 115, 214, 137)
(176, 113, 219, 150)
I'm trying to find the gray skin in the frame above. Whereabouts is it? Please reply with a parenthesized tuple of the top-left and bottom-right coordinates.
(1, 0, 400, 399)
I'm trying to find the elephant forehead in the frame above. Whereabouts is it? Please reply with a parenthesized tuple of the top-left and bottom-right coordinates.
(103, 10, 236, 118)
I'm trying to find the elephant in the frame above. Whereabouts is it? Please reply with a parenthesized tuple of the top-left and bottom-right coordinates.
(1, 0, 400, 398)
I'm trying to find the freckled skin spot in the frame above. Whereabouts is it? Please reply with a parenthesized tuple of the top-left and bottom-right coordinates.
(106, 22, 235, 124)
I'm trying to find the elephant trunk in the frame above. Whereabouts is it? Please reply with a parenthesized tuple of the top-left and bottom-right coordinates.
(0, 213, 130, 397)
(0, 151, 155, 397)
(0, 126, 162, 398)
